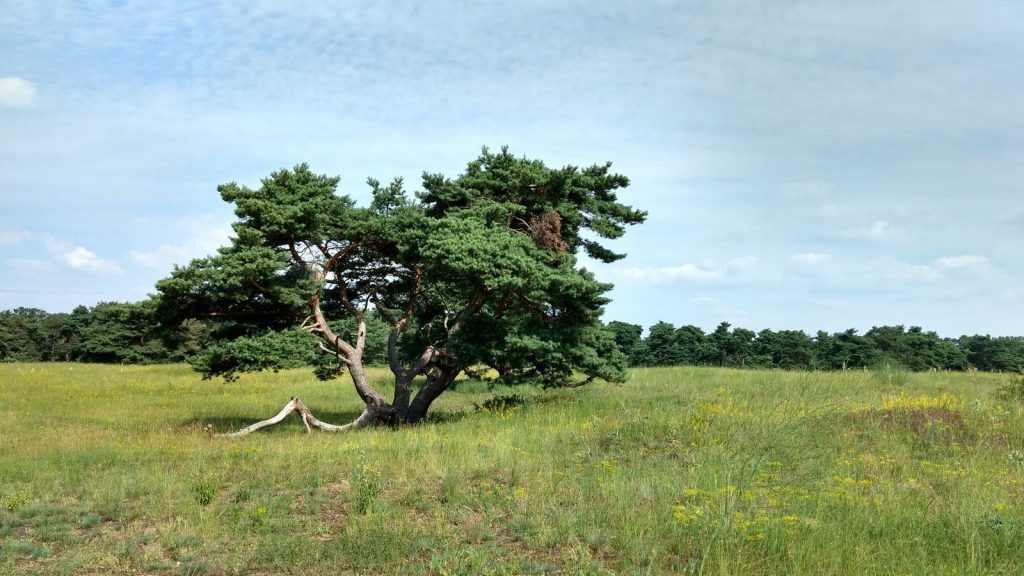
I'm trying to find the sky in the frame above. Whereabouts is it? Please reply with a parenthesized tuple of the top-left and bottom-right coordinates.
(2, 0, 1022, 337)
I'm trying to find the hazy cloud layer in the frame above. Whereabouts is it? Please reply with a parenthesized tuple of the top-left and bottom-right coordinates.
(6, 234, 122, 277)
(0, 77, 35, 106)
(129, 217, 233, 271)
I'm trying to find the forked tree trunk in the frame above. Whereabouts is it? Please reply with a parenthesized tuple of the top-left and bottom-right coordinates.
(212, 297, 466, 436)
(211, 371, 460, 437)
(211, 361, 458, 437)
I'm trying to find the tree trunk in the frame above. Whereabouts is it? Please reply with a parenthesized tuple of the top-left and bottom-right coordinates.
(405, 364, 459, 424)
(393, 377, 412, 422)
(347, 360, 390, 408)
(210, 350, 458, 435)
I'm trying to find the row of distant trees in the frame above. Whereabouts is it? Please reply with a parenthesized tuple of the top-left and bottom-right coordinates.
(0, 301, 184, 364)
(608, 321, 1024, 372)
(2, 303, 1022, 373)
(0, 301, 394, 367)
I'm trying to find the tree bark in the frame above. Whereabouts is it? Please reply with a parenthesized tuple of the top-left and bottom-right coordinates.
(406, 363, 460, 424)
(214, 396, 379, 438)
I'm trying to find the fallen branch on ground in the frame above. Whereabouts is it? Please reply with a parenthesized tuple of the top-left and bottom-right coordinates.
(211, 397, 375, 438)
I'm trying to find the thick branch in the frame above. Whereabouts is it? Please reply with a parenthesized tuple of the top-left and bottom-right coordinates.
(287, 240, 306, 267)
(247, 279, 273, 296)
(215, 398, 299, 438)
(214, 397, 379, 438)
(560, 375, 596, 389)
(382, 267, 425, 381)
(354, 316, 368, 357)
(305, 269, 358, 359)
(408, 346, 438, 379)
(304, 270, 385, 407)
(447, 289, 490, 337)
(387, 323, 404, 377)
(321, 241, 358, 275)
(318, 342, 353, 365)
(407, 362, 459, 424)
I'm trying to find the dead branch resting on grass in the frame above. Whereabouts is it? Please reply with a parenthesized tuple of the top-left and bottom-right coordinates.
(212, 397, 376, 438)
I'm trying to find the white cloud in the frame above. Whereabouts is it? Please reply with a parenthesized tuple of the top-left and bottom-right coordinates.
(7, 236, 121, 277)
(0, 77, 37, 107)
(688, 296, 721, 305)
(67, 246, 114, 272)
(781, 181, 831, 200)
(612, 257, 760, 284)
(0, 229, 31, 245)
(787, 253, 993, 285)
(129, 219, 232, 271)
(859, 220, 900, 242)
(880, 254, 990, 282)
(7, 258, 52, 275)
(790, 252, 830, 266)
(933, 255, 989, 270)
(42, 236, 122, 275)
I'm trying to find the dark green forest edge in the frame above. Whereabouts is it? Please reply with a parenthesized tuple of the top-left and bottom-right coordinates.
(3, 303, 1022, 373)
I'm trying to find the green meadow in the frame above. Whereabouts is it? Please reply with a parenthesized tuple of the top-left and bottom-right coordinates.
(1, 364, 1022, 575)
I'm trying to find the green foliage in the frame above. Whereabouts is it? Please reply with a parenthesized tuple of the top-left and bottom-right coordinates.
(814, 328, 879, 370)
(4, 299, 1022, 379)
(606, 321, 644, 365)
(406, 147, 644, 387)
(611, 322, 1000, 374)
(996, 374, 1024, 402)
(0, 301, 183, 364)
(0, 308, 60, 361)
(476, 393, 527, 412)
(65, 300, 180, 364)
(352, 464, 382, 514)
(153, 146, 645, 410)
(2, 489, 29, 512)
(191, 478, 217, 507)
(960, 335, 1024, 372)
(419, 147, 645, 262)
(866, 325, 966, 371)
(189, 329, 324, 382)
(645, 321, 683, 366)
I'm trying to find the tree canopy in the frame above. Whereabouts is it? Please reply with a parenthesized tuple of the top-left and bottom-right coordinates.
(155, 147, 646, 427)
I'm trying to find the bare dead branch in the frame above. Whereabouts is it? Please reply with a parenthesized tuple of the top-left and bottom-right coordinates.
(318, 342, 352, 364)
(215, 398, 300, 438)
(214, 396, 375, 438)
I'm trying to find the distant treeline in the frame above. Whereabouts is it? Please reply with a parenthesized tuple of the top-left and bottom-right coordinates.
(608, 321, 1024, 372)
(0, 301, 186, 364)
(2, 303, 1022, 373)
(0, 301, 391, 367)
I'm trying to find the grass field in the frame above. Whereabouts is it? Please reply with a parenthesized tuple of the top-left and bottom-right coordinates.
(1, 364, 1022, 575)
